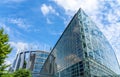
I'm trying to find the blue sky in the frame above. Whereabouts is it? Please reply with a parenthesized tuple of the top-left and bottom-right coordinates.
(0, 0, 120, 65)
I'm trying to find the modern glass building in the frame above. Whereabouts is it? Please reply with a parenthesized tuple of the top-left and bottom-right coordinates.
(40, 8, 120, 77)
(11, 50, 49, 77)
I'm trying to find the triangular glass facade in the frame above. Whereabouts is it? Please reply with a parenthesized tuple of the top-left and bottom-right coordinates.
(40, 8, 120, 77)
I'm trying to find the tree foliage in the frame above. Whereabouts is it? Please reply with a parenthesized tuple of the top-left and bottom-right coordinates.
(0, 28, 12, 75)
(0, 28, 31, 77)
(1, 72, 13, 77)
(1, 69, 31, 77)
(13, 69, 31, 77)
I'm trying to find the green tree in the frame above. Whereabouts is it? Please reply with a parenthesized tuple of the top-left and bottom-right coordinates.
(1, 72, 13, 77)
(13, 69, 31, 77)
(0, 28, 12, 76)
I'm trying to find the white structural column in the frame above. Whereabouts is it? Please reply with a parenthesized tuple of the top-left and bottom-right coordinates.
(14, 53, 20, 71)
(19, 52, 25, 68)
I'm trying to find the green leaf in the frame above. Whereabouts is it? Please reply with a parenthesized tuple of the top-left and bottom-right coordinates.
(0, 27, 12, 76)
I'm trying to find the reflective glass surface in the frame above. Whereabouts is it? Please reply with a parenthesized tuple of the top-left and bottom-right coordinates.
(78, 9, 120, 75)
(40, 9, 120, 77)
(11, 51, 49, 77)
(32, 51, 49, 77)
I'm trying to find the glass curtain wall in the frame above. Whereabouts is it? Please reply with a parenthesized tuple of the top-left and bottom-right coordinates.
(40, 8, 120, 77)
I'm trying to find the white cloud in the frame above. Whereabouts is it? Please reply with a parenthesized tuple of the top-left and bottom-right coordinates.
(49, 30, 62, 36)
(0, 23, 17, 40)
(53, 0, 99, 15)
(9, 42, 29, 53)
(5, 60, 11, 65)
(4, 60, 11, 70)
(8, 18, 31, 30)
(93, 1, 120, 64)
(0, 21, 27, 41)
(9, 42, 51, 53)
(51, 32, 62, 35)
(41, 4, 59, 16)
(6, 41, 50, 66)
(102, 23, 120, 64)
(0, 23, 11, 33)
(47, 18, 52, 24)
(26, 28, 41, 33)
(52, 0, 120, 64)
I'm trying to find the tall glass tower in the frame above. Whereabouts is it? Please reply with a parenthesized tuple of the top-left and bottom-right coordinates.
(40, 8, 120, 77)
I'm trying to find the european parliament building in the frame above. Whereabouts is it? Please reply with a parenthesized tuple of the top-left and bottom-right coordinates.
(11, 50, 49, 77)
(40, 9, 120, 77)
